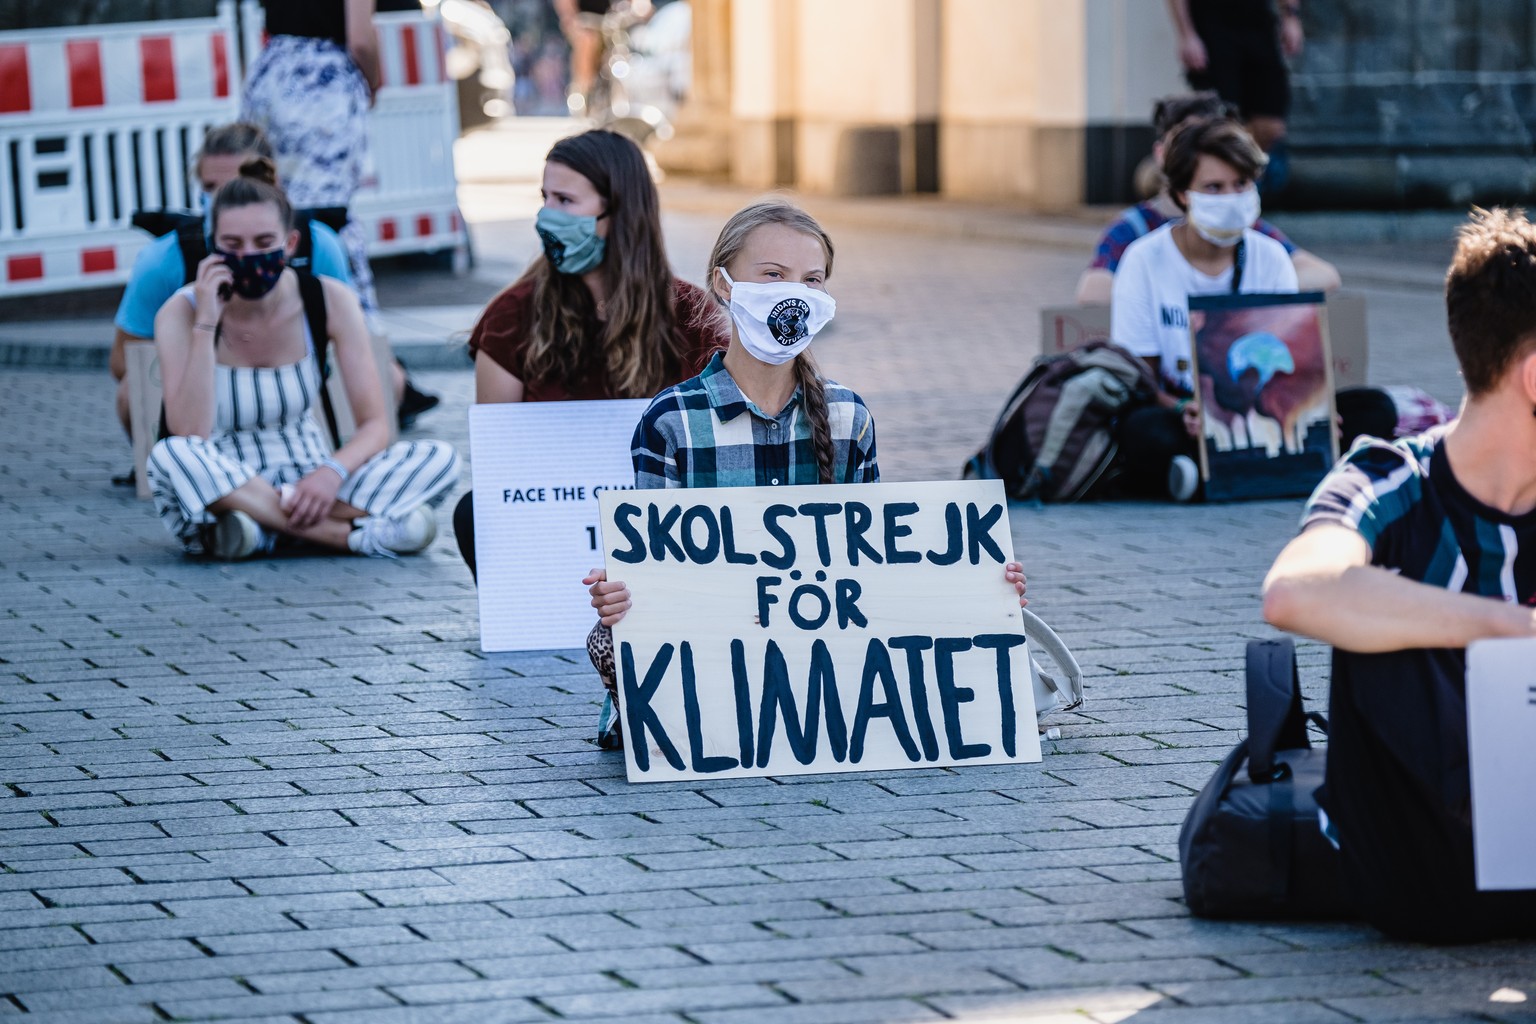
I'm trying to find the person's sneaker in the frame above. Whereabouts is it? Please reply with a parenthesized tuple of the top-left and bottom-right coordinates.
(397, 378, 440, 430)
(1168, 454, 1200, 503)
(111, 467, 136, 487)
(348, 507, 438, 557)
(210, 510, 276, 560)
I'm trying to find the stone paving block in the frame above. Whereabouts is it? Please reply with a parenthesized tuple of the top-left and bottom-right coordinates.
(154, 988, 403, 1020)
(248, 961, 481, 995)
(541, 982, 788, 1019)
(15, 976, 250, 1012)
(306, 1003, 552, 1023)
(1155, 972, 1407, 1006)
(388, 973, 624, 1003)
(692, 997, 941, 1024)
(777, 968, 1023, 1003)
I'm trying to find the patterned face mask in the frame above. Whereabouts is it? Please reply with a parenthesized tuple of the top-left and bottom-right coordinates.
(216, 247, 287, 299)
(535, 207, 607, 275)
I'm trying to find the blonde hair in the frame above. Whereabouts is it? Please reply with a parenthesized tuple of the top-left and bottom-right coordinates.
(708, 199, 839, 484)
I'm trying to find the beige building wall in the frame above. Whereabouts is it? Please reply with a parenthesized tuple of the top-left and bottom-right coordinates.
(688, 0, 1186, 203)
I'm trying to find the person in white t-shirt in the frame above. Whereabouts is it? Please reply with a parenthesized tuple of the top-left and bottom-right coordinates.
(1111, 117, 1298, 500)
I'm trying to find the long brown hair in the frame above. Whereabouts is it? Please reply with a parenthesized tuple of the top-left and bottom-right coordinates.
(708, 200, 839, 484)
(514, 130, 686, 398)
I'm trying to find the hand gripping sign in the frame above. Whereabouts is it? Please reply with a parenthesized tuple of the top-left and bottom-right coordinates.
(599, 480, 1042, 783)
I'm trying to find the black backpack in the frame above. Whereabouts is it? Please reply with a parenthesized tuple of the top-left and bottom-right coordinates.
(157, 271, 342, 448)
(130, 206, 348, 284)
(962, 340, 1158, 502)
(1179, 638, 1350, 919)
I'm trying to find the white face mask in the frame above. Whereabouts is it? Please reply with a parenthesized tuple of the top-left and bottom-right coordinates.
(1185, 188, 1260, 247)
(719, 268, 836, 366)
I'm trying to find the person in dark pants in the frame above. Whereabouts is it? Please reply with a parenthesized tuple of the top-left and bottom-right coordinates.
(1166, 0, 1303, 193)
(1263, 207, 1536, 943)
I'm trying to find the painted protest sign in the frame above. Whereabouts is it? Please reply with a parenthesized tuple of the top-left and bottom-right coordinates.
(1466, 638, 1536, 890)
(471, 400, 647, 652)
(599, 480, 1040, 783)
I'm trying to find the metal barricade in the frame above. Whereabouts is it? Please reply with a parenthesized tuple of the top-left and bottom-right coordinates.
(1, 1, 465, 298)
(354, 9, 464, 262)
(0, 2, 242, 295)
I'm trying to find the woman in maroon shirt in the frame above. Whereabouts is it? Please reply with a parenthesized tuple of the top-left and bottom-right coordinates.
(454, 129, 727, 575)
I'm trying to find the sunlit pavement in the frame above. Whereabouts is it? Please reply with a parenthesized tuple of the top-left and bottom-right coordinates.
(0, 126, 1527, 1023)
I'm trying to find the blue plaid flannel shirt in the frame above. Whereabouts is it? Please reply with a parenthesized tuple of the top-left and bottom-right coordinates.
(632, 352, 879, 488)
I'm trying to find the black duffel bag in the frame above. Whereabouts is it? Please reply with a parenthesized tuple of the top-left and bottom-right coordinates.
(1179, 638, 1350, 919)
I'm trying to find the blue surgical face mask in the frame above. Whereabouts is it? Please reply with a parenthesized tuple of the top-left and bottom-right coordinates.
(535, 207, 606, 275)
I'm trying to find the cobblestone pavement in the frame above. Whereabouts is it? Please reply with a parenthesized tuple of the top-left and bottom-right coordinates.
(3, 195, 1532, 1024)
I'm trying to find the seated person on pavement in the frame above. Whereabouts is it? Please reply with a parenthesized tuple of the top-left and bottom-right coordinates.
(1262, 207, 1536, 943)
(452, 129, 729, 579)
(1075, 92, 1338, 307)
(112, 122, 433, 461)
(1110, 117, 1298, 501)
(146, 159, 460, 561)
(114, 124, 354, 442)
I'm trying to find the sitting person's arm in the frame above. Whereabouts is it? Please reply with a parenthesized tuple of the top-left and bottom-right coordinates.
(1291, 247, 1342, 294)
(284, 278, 391, 529)
(1263, 523, 1535, 652)
(156, 258, 226, 439)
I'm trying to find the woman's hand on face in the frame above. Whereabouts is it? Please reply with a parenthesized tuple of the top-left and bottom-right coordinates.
(1005, 561, 1028, 608)
(583, 568, 633, 627)
(192, 253, 233, 328)
(283, 469, 343, 530)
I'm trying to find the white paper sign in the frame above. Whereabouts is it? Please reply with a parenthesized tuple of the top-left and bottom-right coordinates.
(1466, 637, 1536, 890)
(471, 400, 648, 652)
(599, 480, 1040, 783)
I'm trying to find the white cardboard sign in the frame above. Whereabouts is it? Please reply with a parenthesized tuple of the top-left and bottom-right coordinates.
(471, 400, 648, 652)
(1466, 637, 1536, 890)
(599, 480, 1040, 783)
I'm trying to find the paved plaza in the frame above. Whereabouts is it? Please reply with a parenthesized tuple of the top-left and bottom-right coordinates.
(2, 156, 1533, 1022)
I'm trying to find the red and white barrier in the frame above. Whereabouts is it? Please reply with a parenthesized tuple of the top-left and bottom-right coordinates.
(0, 3, 241, 295)
(352, 10, 463, 261)
(1, 1, 465, 298)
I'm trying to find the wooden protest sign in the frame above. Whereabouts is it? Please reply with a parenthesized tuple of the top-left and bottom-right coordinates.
(471, 400, 647, 652)
(599, 480, 1040, 783)
(1466, 638, 1536, 890)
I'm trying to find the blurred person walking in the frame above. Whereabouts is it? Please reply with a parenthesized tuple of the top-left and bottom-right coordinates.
(1166, 0, 1302, 193)
(241, 0, 440, 427)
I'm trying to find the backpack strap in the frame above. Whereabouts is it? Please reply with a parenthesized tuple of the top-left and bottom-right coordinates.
(289, 212, 317, 274)
(295, 271, 342, 450)
(1230, 237, 1247, 294)
(1244, 637, 1313, 782)
(176, 220, 210, 286)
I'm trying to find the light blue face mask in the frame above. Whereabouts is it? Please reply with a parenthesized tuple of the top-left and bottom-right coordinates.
(535, 207, 606, 275)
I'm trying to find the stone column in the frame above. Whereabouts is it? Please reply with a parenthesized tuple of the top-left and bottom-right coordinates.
(730, 0, 798, 189)
(789, 0, 940, 195)
(654, 0, 733, 177)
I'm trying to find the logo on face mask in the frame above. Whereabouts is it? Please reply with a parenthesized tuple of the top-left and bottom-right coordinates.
(767, 297, 812, 346)
(535, 226, 568, 269)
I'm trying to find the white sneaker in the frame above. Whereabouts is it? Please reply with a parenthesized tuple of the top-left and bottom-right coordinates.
(210, 510, 274, 560)
(348, 507, 438, 558)
(1167, 454, 1200, 503)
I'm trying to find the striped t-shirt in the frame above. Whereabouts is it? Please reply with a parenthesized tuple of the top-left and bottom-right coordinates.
(1299, 425, 1536, 930)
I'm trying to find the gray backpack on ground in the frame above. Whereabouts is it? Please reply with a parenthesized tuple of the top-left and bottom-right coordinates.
(964, 341, 1158, 502)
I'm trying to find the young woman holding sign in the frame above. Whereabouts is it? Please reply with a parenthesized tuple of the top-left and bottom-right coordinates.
(582, 199, 1028, 747)
(453, 129, 729, 577)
